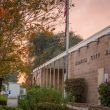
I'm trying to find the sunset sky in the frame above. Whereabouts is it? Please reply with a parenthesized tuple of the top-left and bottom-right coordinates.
(56, 0, 110, 39)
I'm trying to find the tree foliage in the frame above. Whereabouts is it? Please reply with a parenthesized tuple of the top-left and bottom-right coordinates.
(65, 78, 87, 103)
(0, 0, 65, 75)
(29, 32, 82, 68)
(18, 87, 65, 110)
(98, 82, 110, 107)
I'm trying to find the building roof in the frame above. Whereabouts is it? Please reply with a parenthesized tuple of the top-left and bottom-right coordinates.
(32, 25, 110, 73)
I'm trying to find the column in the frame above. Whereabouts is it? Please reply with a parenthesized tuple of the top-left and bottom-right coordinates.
(42, 68, 44, 87)
(57, 60, 60, 90)
(46, 66, 48, 87)
(53, 62, 56, 88)
(51, 68, 53, 87)
(44, 67, 47, 87)
(49, 65, 52, 87)
(44, 67, 46, 87)
(68, 53, 72, 79)
(62, 59, 65, 91)
(40, 69, 42, 86)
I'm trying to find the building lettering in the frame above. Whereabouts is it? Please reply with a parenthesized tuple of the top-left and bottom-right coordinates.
(75, 58, 87, 65)
(91, 53, 100, 60)
(75, 48, 110, 66)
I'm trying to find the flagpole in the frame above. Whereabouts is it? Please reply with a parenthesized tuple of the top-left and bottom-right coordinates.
(64, 0, 69, 98)
(65, 0, 69, 80)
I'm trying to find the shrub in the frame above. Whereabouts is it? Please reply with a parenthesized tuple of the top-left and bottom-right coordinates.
(65, 78, 87, 103)
(19, 87, 65, 110)
(27, 87, 63, 104)
(0, 105, 23, 110)
(64, 92, 75, 104)
(0, 95, 7, 105)
(18, 95, 29, 110)
(98, 82, 110, 107)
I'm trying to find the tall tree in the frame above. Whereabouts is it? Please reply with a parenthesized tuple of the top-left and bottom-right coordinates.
(29, 32, 83, 68)
(0, 0, 65, 75)
(0, 0, 67, 89)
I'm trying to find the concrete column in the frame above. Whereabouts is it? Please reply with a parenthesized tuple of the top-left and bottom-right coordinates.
(35, 72, 37, 85)
(62, 57, 66, 96)
(32, 73, 35, 85)
(47, 66, 50, 87)
(40, 69, 42, 86)
(68, 53, 72, 79)
(46, 66, 48, 87)
(57, 60, 60, 90)
(33, 76, 36, 85)
(44, 67, 46, 87)
(44, 67, 47, 87)
(53, 62, 56, 88)
(51, 69, 53, 87)
(42, 68, 44, 87)
(55, 69, 58, 89)
(62, 61, 65, 91)
(49, 65, 52, 87)
(40, 69, 43, 87)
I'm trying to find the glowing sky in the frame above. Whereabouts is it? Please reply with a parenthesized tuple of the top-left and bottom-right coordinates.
(56, 0, 110, 39)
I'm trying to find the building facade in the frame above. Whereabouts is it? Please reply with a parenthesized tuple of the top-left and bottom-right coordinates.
(31, 26, 110, 104)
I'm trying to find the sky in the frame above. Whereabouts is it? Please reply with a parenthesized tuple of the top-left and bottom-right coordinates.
(56, 0, 110, 39)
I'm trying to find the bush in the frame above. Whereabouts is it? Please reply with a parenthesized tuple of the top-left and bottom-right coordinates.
(18, 95, 29, 110)
(65, 78, 87, 103)
(98, 82, 110, 107)
(19, 87, 65, 110)
(64, 92, 75, 104)
(36, 102, 66, 110)
(0, 105, 23, 110)
(27, 87, 63, 104)
(0, 95, 7, 105)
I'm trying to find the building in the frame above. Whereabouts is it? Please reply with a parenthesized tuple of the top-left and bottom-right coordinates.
(2, 82, 26, 106)
(31, 26, 110, 104)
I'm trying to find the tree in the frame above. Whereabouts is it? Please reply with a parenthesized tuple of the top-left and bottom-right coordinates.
(0, 0, 65, 75)
(29, 32, 82, 68)
(0, 0, 66, 90)
(3, 73, 18, 83)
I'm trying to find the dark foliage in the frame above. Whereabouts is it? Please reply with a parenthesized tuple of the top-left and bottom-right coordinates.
(0, 106, 22, 110)
(98, 82, 110, 107)
(0, 95, 7, 106)
(0, 78, 3, 92)
(65, 78, 87, 103)
(19, 87, 65, 110)
(29, 32, 82, 68)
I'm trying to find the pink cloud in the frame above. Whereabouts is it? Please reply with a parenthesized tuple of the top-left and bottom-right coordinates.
(56, 0, 110, 39)
(70, 0, 110, 39)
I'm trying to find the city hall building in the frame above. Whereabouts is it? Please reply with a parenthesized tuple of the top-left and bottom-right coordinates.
(31, 26, 110, 104)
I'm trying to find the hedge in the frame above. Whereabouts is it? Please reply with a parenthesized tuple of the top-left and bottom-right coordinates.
(65, 78, 87, 103)
(0, 95, 7, 105)
(19, 87, 65, 110)
(98, 82, 110, 107)
(0, 105, 23, 110)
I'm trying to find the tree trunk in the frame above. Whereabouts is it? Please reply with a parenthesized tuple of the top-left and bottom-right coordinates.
(0, 77, 3, 92)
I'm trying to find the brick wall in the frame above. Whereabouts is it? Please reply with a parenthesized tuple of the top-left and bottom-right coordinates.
(69, 35, 110, 104)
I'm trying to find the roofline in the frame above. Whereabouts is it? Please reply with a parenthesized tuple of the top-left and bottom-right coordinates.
(32, 25, 110, 73)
